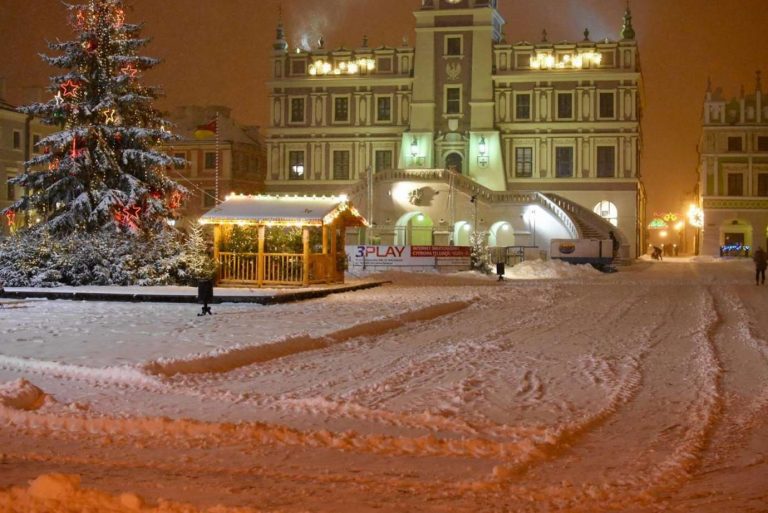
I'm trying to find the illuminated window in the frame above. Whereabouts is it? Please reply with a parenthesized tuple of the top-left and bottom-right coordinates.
(515, 147, 533, 177)
(596, 146, 615, 178)
(515, 94, 531, 120)
(555, 147, 573, 177)
(288, 151, 305, 180)
(593, 201, 618, 226)
(290, 98, 305, 123)
(333, 150, 350, 180)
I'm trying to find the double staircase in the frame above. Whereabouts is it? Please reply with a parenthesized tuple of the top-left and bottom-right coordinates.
(347, 169, 631, 262)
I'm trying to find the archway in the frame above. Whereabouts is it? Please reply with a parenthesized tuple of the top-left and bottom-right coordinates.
(445, 152, 464, 174)
(720, 218, 753, 256)
(453, 220, 472, 246)
(394, 212, 434, 246)
(593, 200, 618, 227)
(489, 221, 515, 247)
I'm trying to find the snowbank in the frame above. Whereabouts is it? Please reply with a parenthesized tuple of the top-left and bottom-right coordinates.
(0, 379, 47, 411)
(504, 259, 603, 280)
(0, 474, 258, 513)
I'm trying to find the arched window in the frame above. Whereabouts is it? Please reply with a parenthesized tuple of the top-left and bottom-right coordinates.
(593, 201, 618, 226)
(445, 152, 463, 174)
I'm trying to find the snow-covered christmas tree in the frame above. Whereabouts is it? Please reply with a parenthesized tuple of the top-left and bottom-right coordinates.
(3, 0, 185, 234)
(469, 230, 491, 273)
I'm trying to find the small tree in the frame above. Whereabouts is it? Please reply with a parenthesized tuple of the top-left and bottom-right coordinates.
(183, 224, 217, 282)
(470, 230, 491, 273)
(4, 0, 185, 234)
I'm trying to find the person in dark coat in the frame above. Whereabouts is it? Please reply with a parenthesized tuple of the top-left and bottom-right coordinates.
(753, 246, 767, 285)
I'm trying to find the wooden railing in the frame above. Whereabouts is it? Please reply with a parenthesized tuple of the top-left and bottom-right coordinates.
(218, 252, 339, 286)
(218, 252, 259, 283)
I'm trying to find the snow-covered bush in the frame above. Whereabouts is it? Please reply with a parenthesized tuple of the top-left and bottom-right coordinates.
(0, 227, 211, 287)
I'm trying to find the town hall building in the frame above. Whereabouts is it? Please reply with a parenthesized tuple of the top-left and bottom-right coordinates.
(264, 0, 645, 259)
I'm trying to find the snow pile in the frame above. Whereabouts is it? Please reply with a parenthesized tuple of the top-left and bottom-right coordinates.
(0, 474, 260, 513)
(0, 379, 47, 411)
(505, 259, 603, 280)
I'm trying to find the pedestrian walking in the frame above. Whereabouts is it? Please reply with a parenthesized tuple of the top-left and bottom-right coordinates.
(609, 231, 620, 259)
(753, 246, 767, 285)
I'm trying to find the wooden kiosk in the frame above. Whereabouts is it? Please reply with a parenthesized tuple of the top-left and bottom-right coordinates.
(199, 194, 367, 287)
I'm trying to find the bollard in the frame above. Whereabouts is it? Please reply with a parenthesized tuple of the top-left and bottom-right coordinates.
(197, 279, 214, 316)
(496, 262, 505, 281)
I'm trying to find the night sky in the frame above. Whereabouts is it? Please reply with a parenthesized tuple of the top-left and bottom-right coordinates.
(1, 0, 767, 217)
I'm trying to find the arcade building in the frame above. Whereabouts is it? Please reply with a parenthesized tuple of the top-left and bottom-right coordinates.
(264, 0, 645, 259)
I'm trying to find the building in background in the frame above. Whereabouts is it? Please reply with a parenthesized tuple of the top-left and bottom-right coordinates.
(698, 73, 768, 256)
(0, 79, 56, 236)
(162, 105, 266, 228)
(265, 0, 644, 258)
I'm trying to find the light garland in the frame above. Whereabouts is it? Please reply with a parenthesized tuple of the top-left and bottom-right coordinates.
(530, 51, 602, 70)
(687, 204, 704, 228)
(308, 58, 376, 76)
(60, 79, 80, 97)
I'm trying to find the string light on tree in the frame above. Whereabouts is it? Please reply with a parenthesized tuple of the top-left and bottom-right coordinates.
(60, 79, 80, 97)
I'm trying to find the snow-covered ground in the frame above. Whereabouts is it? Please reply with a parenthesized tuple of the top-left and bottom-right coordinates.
(1, 259, 767, 512)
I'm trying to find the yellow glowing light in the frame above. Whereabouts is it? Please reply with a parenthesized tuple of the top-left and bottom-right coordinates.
(307, 57, 376, 77)
(530, 51, 603, 70)
(674, 221, 685, 231)
(660, 230, 668, 238)
(687, 204, 704, 228)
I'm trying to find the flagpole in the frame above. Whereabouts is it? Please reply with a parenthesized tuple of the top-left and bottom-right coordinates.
(215, 112, 220, 205)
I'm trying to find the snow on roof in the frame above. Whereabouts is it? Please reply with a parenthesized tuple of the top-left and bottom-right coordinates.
(199, 194, 367, 226)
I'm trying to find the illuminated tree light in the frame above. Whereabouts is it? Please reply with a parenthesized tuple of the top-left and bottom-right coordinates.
(121, 64, 138, 78)
(5, 210, 15, 227)
(103, 109, 119, 124)
(60, 80, 80, 97)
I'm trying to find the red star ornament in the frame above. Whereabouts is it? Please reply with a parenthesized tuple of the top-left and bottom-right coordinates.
(5, 210, 16, 227)
(60, 80, 80, 98)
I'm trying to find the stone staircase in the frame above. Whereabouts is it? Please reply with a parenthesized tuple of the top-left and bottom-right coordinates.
(347, 169, 631, 263)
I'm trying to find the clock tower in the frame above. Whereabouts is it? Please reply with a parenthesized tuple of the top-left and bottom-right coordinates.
(402, 0, 506, 191)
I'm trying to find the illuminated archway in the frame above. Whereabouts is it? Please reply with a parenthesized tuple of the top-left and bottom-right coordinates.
(453, 220, 472, 246)
(593, 200, 618, 226)
(488, 221, 515, 247)
(394, 212, 434, 246)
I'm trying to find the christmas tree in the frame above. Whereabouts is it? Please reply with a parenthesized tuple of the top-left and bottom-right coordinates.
(4, 0, 185, 234)
(469, 230, 491, 273)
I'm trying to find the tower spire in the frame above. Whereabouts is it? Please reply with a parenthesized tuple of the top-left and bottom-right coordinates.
(621, 2, 636, 40)
(273, 2, 288, 52)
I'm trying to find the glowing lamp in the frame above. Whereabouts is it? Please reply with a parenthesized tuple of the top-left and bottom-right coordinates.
(410, 137, 419, 158)
(416, 214, 424, 222)
(478, 136, 487, 156)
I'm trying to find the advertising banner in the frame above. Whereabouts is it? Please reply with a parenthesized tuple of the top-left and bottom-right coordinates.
(346, 246, 471, 268)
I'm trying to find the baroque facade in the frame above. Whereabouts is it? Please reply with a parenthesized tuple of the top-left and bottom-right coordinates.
(265, 0, 644, 258)
(698, 73, 768, 256)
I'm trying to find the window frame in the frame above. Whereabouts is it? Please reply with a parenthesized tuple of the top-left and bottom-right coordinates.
(445, 85, 462, 115)
(514, 93, 531, 121)
(556, 92, 574, 120)
(555, 146, 574, 178)
(289, 96, 306, 124)
(12, 130, 21, 150)
(598, 91, 615, 119)
(374, 149, 393, 172)
(332, 150, 351, 180)
(757, 173, 768, 196)
(375, 94, 393, 123)
(332, 95, 350, 124)
(203, 151, 217, 170)
(727, 136, 743, 152)
(445, 35, 463, 57)
(596, 146, 616, 178)
(288, 150, 306, 180)
(756, 136, 768, 152)
(6, 175, 16, 201)
(726, 172, 744, 196)
(202, 189, 217, 208)
(173, 151, 187, 170)
(514, 146, 533, 177)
